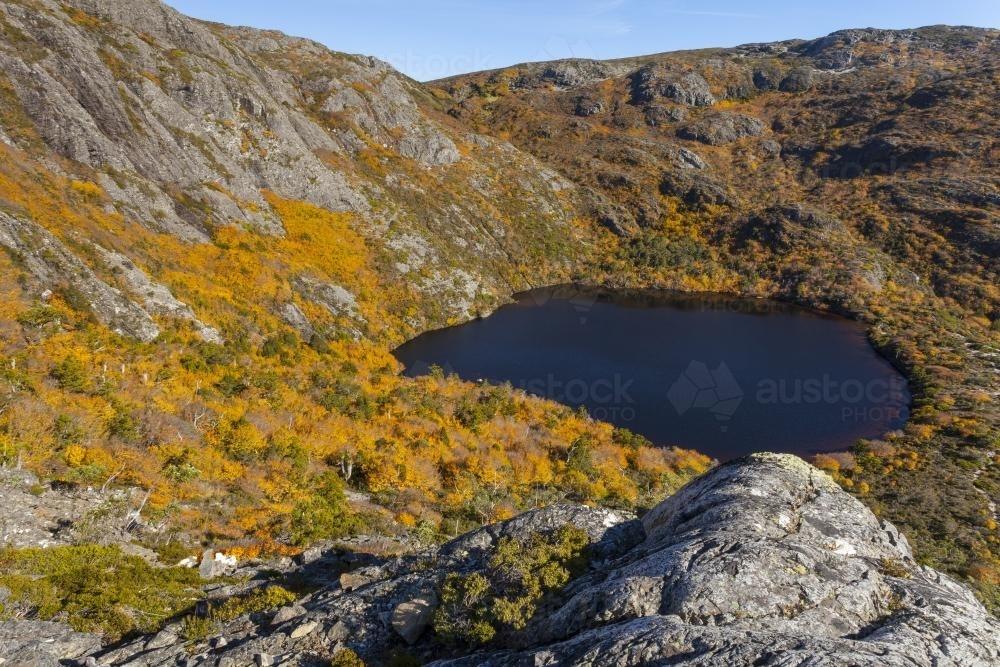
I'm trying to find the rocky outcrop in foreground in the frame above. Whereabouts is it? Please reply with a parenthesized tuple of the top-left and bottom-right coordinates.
(41, 453, 988, 667)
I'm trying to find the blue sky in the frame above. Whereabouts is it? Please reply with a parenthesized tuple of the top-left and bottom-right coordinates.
(165, 1, 1000, 80)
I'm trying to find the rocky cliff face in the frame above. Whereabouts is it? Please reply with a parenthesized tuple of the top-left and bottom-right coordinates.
(0, 0, 591, 337)
(52, 455, 995, 666)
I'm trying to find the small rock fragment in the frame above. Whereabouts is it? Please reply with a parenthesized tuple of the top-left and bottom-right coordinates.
(339, 571, 372, 591)
(271, 604, 306, 626)
(391, 593, 439, 644)
(145, 629, 178, 650)
(290, 620, 319, 639)
(326, 621, 350, 643)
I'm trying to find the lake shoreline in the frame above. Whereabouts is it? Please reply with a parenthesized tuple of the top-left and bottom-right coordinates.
(395, 285, 911, 461)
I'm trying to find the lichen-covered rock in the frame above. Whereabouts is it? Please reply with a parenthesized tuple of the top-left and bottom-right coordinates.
(94, 455, 1000, 666)
(270, 604, 306, 626)
(198, 549, 238, 579)
(434, 454, 1000, 666)
(662, 72, 716, 107)
(752, 65, 783, 90)
(574, 96, 606, 117)
(643, 103, 687, 126)
(659, 172, 739, 210)
(539, 60, 627, 88)
(144, 629, 178, 650)
(779, 66, 816, 92)
(0, 620, 101, 666)
(796, 28, 917, 69)
(0, 212, 160, 342)
(391, 593, 438, 644)
(677, 111, 765, 145)
(630, 66, 715, 107)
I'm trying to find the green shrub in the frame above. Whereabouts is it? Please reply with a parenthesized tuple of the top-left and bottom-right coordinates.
(51, 355, 90, 393)
(0, 544, 203, 642)
(53, 414, 85, 445)
(566, 434, 596, 477)
(215, 372, 249, 397)
(454, 385, 517, 432)
(975, 580, 1000, 617)
(212, 585, 298, 621)
(16, 304, 62, 328)
(289, 472, 358, 546)
(180, 614, 216, 642)
(435, 573, 496, 645)
(181, 585, 298, 642)
(261, 330, 300, 362)
(179, 340, 236, 373)
(330, 649, 367, 667)
(433, 525, 589, 647)
(619, 230, 710, 270)
(612, 427, 651, 449)
(877, 557, 913, 579)
(318, 382, 377, 420)
(308, 333, 331, 354)
(147, 538, 195, 565)
(107, 401, 142, 442)
(58, 285, 92, 314)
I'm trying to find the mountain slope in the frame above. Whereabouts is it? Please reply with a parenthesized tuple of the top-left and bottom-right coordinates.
(0, 0, 709, 582)
(435, 26, 1000, 608)
(0, 0, 600, 336)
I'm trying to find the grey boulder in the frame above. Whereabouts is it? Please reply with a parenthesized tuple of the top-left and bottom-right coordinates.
(0, 621, 101, 666)
(434, 453, 1000, 666)
(677, 112, 765, 145)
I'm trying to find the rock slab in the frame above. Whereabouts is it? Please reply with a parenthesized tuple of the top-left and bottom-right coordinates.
(92, 454, 1000, 666)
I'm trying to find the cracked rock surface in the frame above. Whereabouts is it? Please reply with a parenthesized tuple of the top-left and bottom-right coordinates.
(97, 454, 1000, 666)
(435, 454, 1000, 666)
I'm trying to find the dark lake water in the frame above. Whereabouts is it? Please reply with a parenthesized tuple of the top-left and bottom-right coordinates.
(393, 286, 910, 461)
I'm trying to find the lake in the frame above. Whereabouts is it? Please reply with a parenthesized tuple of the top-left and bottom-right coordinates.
(393, 286, 910, 461)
